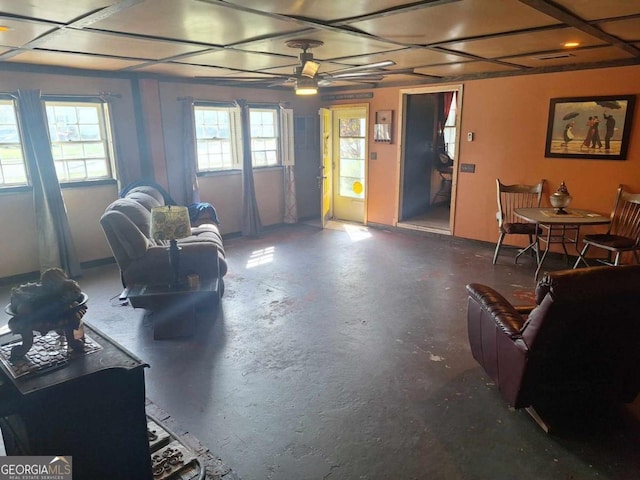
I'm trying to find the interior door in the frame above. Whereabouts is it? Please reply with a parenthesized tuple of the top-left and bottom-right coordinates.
(319, 108, 332, 228)
(332, 106, 367, 223)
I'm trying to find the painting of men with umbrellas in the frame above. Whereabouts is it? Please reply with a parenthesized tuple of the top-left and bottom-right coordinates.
(545, 95, 636, 160)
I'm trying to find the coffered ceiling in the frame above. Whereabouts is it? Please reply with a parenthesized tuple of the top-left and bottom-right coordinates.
(1, 0, 639, 92)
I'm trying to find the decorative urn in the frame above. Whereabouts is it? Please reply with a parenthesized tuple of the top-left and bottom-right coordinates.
(550, 181, 572, 214)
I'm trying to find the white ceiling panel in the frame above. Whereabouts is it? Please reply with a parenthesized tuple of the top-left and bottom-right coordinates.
(177, 49, 297, 71)
(553, 0, 640, 21)
(235, 30, 401, 60)
(442, 27, 606, 59)
(88, 0, 303, 46)
(7, 50, 144, 70)
(349, 0, 560, 45)
(131, 63, 237, 77)
(224, 0, 416, 21)
(35, 29, 207, 60)
(507, 45, 635, 68)
(0, 0, 115, 24)
(599, 18, 640, 42)
(0, 17, 56, 47)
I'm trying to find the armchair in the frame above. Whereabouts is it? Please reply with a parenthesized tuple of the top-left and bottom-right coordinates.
(467, 265, 640, 425)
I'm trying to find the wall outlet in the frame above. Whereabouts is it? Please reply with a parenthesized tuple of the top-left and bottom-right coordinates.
(460, 163, 476, 173)
(467, 132, 474, 141)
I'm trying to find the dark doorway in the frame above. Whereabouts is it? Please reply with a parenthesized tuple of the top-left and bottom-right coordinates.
(399, 87, 460, 233)
(401, 93, 437, 220)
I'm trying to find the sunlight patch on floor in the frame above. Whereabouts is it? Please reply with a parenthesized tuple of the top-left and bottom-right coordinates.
(246, 246, 275, 268)
(324, 220, 371, 241)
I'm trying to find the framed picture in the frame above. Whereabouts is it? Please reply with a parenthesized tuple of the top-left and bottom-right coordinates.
(374, 110, 393, 143)
(545, 95, 636, 160)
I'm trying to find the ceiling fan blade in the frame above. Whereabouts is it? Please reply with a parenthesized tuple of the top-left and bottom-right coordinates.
(330, 72, 386, 79)
(195, 77, 275, 81)
(328, 60, 396, 76)
(327, 67, 414, 80)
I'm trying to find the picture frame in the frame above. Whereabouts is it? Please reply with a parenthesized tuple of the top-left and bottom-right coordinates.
(545, 95, 636, 160)
(374, 110, 393, 143)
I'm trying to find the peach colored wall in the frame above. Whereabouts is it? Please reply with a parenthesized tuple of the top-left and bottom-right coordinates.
(328, 64, 640, 252)
(455, 65, 640, 249)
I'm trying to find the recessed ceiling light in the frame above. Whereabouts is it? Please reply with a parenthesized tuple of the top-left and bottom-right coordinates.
(564, 42, 580, 48)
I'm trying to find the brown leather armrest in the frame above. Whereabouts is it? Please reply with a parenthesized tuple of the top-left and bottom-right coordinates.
(466, 283, 526, 337)
(514, 305, 535, 315)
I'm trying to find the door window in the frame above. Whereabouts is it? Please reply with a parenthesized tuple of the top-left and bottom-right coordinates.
(338, 117, 365, 199)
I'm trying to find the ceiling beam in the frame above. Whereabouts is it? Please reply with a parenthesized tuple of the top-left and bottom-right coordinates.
(518, 0, 640, 57)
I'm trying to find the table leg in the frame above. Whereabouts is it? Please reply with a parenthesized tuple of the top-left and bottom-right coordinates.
(515, 237, 539, 264)
(534, 228, 552, 281)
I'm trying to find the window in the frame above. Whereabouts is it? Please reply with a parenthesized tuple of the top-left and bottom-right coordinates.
(250, 108, 279, 167)
(194, 106, 239, 171)
(0, 99, 27, 186)
(45, 100, 114, 182)
(194, 105, 286, 172)
(338, 117, 366, 199)
(443, 93, 457, 158)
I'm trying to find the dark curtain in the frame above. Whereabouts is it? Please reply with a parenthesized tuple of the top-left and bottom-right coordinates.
(238, 99, 262, 237)
(437, 91, 456, 152)
(16, 89, 81, 277)
(180, 96, 200, 204)
(101, 94, 137, 190)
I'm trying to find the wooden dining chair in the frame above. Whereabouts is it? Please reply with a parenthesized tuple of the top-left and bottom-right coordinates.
(574, 184, 640, 268)
(493, 179, 545, 264)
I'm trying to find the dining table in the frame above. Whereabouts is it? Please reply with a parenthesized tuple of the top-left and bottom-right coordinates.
(513, 207, 611, 280)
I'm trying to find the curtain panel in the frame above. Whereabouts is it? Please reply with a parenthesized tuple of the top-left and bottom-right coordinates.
(280, 107, 297, 224)
(16, 89, 81, 277)
(181, 96, 200, 204)
(237, 99, 262, 237)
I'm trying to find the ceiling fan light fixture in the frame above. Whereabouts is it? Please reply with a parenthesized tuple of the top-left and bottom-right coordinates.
(301, 60, 320, 78)
(295, 77, 318, 95)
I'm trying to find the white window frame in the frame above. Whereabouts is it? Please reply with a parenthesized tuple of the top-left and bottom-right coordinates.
(44, 99, 115, 183)
(194, 104, 242, 172)
(0, 98, 28, 187)
(249, 107, 280, 167)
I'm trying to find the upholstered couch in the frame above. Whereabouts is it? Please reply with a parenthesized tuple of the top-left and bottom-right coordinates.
(466, 265, 640, 413)
(100, 186, 226, 293)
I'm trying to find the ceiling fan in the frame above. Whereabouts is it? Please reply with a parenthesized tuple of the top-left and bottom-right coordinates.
(198, 39, 413, 95)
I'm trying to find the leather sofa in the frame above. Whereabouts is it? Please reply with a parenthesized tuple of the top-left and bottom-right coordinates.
(100, 186, 226, 293)
(466, 265, 640, 412)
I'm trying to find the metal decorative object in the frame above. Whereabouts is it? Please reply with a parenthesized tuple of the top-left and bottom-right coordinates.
(550, 181, 573, 214)
(5, 268, 88, 360)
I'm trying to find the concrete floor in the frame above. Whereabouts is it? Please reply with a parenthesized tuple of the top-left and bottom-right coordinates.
(2, 223, 639, 479)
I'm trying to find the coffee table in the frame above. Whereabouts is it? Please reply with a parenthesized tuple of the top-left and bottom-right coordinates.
(514, 207, 610, 280)
(126, 279, 219, 339)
